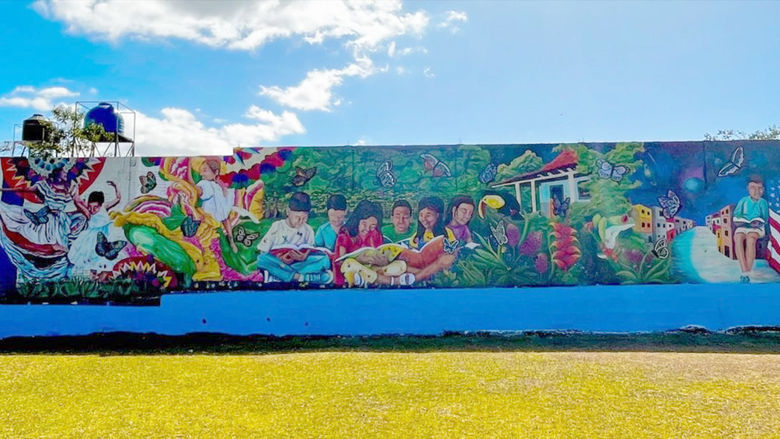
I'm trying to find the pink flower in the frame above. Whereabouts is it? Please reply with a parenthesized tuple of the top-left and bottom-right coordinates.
(625, 249, 643, 265)
(519, 231, 542, 255)
(506, 223, 521, 248)
(534, 253, 548, 274)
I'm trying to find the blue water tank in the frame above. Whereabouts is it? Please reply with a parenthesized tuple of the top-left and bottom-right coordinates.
(84, 102, 127, 140)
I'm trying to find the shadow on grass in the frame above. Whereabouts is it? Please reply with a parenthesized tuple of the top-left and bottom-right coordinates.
(1, 327, 779, 355)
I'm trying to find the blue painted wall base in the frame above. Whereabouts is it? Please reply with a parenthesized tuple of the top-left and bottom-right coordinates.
(1, 284, 778, 338)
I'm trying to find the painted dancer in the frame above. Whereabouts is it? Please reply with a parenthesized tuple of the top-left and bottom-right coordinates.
(67, 181, 123, 276)
(0, 166, 79, 280)
(197, 158, 238, 253)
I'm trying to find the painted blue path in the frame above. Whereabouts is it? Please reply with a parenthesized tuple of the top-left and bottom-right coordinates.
(1, 283, 778, 338)
(673, 226, 780, 283)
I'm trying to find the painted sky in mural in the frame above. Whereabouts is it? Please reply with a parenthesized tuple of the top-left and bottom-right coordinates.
(1, 140, 779, 305)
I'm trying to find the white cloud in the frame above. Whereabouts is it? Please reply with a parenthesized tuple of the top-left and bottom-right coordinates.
(34, 0, 428, 54)
(437, 10, 468, 33)
(423, 67, 435, 78)
(259, 57, 382, 111)
(387, 42, 426, 58)
(0, 85, 79, 111)
(35, 1, 430, 114)
(134, 106, 305, 156)
(0, 81, 304, 156)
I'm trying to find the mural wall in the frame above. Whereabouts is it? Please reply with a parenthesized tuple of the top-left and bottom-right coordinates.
(1, 141, 779, 305)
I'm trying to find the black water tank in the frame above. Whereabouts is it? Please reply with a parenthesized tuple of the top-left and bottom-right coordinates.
(22, 114, 47, 142)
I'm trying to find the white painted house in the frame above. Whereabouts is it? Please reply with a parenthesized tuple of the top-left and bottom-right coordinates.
(492, 149, 590, 217)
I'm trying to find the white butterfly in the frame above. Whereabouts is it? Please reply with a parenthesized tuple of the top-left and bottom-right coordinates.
(490, 220, 508, 246)
(657, 189, 681, 219)
(717, 146, 744, 177)
(651, 237, 669, 259)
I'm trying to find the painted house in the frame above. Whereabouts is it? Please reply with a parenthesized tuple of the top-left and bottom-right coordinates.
(719, 204, 735, 259)
(711, 203, 767, 260)
(651, 207, 676, 243)
(674, 217, 695, 234)
(492, 149, 591, 217)
(705, 213, 720, 233)
(632, 204, 653, 237)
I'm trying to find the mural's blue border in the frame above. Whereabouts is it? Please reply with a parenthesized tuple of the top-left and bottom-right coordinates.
(1, 283, 778, 338)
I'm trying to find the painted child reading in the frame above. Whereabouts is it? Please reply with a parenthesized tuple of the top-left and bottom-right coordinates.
(334, 199, 414, 287)
(255, 192, 333, 284)
(733, 176, 769, 283)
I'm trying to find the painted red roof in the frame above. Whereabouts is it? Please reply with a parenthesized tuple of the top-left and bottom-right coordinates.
(540, 149, 578, 173)
(492, 148, 581, 187)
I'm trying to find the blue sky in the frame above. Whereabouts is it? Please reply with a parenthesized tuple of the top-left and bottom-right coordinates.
(1, 0, 779, 156)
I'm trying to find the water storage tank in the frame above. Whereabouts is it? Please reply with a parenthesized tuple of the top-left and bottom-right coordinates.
(83, 102, 128, 141)
(22, 114, 48, 142)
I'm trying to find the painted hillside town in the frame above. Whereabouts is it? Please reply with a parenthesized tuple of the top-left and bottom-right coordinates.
(1, 106, 780, 304)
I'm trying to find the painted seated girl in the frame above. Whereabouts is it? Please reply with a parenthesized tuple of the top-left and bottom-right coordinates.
(445, 195, 475, 243)
(397, 196, 458, 282)
(336, 199, 412, 287)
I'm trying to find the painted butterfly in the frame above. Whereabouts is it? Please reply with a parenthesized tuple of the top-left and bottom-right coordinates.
(657, 189, 681, 219)
(490, 220, 508, 246)
(291, 166, 317, 187)
(420, 153, 451, 177)
(95, 231, 127, 260)
(717, 145, 744, 177)
(552, 195, 570, 218)
(23, 206, 51, 226)
(596, 159, 629, 182)
(376, 160, 396, 187)
(234, 226, 260, 247)
(180, 215, 201, 238)
(139, 171, 157, 194)
(479, 162, 498, 184)
(443, 237, 461, 255)
(651, 237, 670, 259)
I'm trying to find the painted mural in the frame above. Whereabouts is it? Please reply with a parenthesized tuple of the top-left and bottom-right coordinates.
(1, 141, 779, 305)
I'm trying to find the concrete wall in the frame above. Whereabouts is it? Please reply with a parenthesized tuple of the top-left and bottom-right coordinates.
(1, 141, 779, 336)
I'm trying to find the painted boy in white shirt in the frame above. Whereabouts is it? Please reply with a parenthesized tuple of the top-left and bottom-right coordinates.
(256, 192, 332, 284)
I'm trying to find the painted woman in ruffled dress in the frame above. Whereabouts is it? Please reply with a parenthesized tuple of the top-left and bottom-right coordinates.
(0, 166, 79, 281)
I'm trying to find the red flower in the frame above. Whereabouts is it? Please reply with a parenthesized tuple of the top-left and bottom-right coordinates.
(549, 221, 580, 271)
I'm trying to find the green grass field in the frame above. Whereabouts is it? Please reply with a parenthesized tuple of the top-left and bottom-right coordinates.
(1, 351, 778, 437)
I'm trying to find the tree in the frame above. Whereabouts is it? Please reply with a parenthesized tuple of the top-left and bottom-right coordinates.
(704, 125, 780, 141)
(494, 149, 542, 182)
(23, 105, 114, 158)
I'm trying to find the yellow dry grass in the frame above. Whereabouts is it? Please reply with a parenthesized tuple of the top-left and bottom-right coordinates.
(1, 352, 778, 438)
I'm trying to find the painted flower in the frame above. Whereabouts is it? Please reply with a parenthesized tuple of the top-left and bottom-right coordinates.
(625, 249, 644, 265)
(549, 221, 581, 271)
(506, 223, 521, 248)
(519, 231, 542, 255)
(534, 253, 549, 274)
